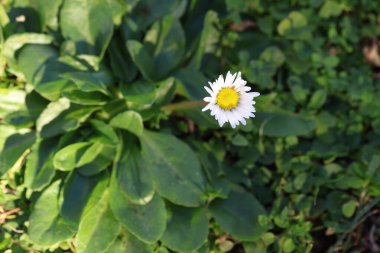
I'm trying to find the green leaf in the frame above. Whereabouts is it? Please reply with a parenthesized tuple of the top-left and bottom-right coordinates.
(161, 205, 208, 252)
(36, 98, 71, 134)
(231, 134, 249, 146)
(277, 19, 291, 36)
(90, 120, 119, 144)
(293, 173, 307, 190)
(25, 138, 59, 191)
(39, 105, 97, 138)
(175, 67, 208, 100)
(107, 228, 153, 253)
(217, 239, 235, 252)
(189, 10, 220, 70)
(323, 56, 339, 68)
(256, 112, 316, 137)
(283, 238, 295, 253)
(16, 44, 74, 100)
(0, 89, 26, 118)
(319, 1, 346, 18)
(141, 131, 205, 207)
(62, 89, 109, 105)
(4, 110, 34, 129)
(180, 107, 220, 130)
(60, 0, 114, 57)
(110, 111, 144, 137)
(29, 180, 74, 246)
(115, 134, 154, 204)
(0, 131, 35, 175)
(120, 80, 156, 109)
(25, 91, 49, 118)
(152, 77, 176, 107)
(12, 44, 50, 76)
(5, 34, 53, 71)
(77, 142, 115, 176)
(260, 46, 285, 67)
(334, 176, 365, 190)
(262, 232, 275, 246)
(34, 0, 63, 30)
(53, 142, 91, 171)
(244, 242, 265, 253)
(342, 200, 356, 218)
(107, 36, 137, 83)
(288, 76, 308, 103)
(76, 190, 119, 253)
(130, 0, 186, 29)
(127, 40, 155, 81)
(0, 4, 9, 26)
(144, 15, 185, 79)
(308, 89, 327, 109)
(0, 125, 17, 152)
(61, 71, 112, 95)
(110, 169, 166, 243)
(61, 171, 109, 229)
(277, 11, 308, 37)
(368, 154, 380, 177)
(287, 12, 307, 27)
(105, 0, 130, 25)
(209, 188, 266, 241)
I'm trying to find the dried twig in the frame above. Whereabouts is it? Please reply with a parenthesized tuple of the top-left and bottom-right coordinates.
(229, 20, 256, 32)
(369, 223, 380, 252)
(363, 38, 380, 67)
(0, 207, 21, 224)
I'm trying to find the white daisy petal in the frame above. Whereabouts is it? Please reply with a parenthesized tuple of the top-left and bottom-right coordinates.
(217, 75, 224, 86)
(203, 97, 211, 102)
(225, 71, 237, 87)
(202, 71, 259, 128)
(243, 86, 251, 91)
(204, 86, 213, 95)
(202, 103, 212, 111)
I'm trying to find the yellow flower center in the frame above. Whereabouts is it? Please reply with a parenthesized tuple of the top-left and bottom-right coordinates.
(216, 87, 239, 110)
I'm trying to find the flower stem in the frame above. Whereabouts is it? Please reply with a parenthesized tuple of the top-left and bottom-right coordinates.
(163, 101, 207, 112)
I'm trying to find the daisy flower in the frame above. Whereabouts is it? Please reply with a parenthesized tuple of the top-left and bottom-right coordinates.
(202, 71, 260, 128)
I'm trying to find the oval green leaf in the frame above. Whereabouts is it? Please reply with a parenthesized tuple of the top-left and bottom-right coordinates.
(90, 119, 119, 144)
(36, 98, 71, 134)
(41, 106, 97, 138)
(110, 111, 143, 137)
(60, 0, 113, 57)
(145, 15, 185, 79)
(141, 131, 205, 207)
(209, 188, 266, 241)
(342, 200, 357, 218)
(29, 180, 74, 246)
(109, 169, 166, 243)
(60, 171, 109, 230)
(127, 40, 155, 81)
(53, 142, 91, 171)
(25, 138, 59, 191)
(77, 142, 115, 176)
(161, 205, 208, 252)
(115, 134, 154, 204)
(256, 112, 316, 137)
(0, 131, 35, 176)
(107, 228, 153, 253)
(76, 190, 120, 253)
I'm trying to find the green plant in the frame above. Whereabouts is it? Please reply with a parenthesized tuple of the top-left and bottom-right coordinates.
(0, 0, 266, 252)
(1, 0, 380, 252)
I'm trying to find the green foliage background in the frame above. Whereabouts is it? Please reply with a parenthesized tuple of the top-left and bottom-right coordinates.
(1, 0, 380, 252)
